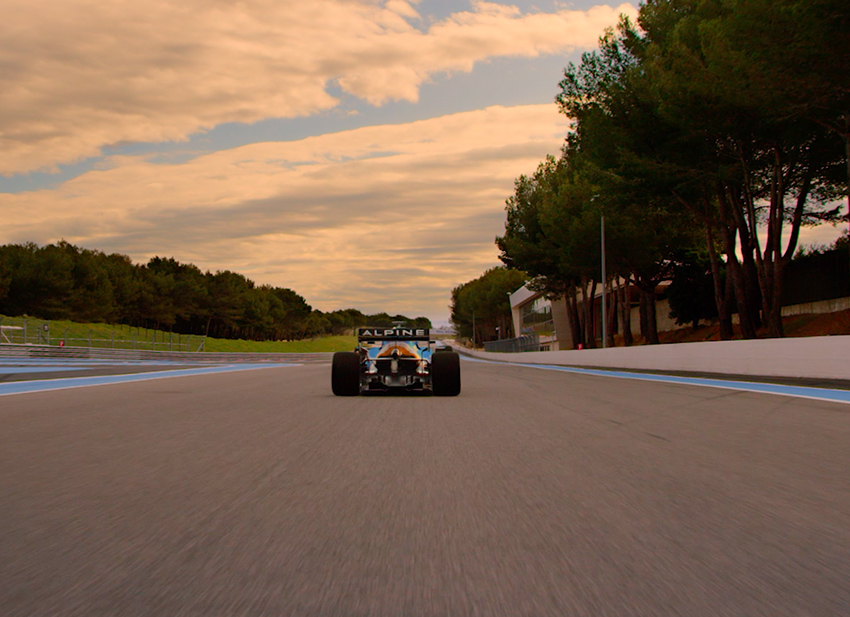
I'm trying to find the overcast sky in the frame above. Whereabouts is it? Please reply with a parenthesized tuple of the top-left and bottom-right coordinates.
(1, 0, 842, 324)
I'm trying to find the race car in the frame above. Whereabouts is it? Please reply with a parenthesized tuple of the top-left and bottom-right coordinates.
(332, 327, 461, 396)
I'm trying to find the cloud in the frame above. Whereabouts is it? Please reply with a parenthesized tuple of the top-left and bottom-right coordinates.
(1, 104, 569, 321)
(0, 0, 637, 175)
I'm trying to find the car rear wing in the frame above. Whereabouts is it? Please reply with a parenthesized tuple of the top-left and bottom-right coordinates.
(357, 327, 430, 342)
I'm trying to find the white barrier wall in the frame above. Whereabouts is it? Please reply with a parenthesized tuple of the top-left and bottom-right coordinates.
(463, 335, 850, 381)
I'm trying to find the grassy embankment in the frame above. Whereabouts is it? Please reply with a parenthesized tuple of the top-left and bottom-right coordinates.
(204, 336, 355, 353)
(0, 314, 355, 353)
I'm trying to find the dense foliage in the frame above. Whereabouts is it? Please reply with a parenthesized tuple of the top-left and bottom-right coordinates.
(450, 267, 528, 344)
(497, 0, 848, 344)
(0, 242, 430, 340)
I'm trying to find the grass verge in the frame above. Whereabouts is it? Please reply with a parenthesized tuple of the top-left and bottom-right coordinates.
(0, 314, 355, 353)
(203, 336, 356, 353)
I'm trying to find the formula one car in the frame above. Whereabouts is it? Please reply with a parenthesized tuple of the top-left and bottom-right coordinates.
(332, 327, 461, 396)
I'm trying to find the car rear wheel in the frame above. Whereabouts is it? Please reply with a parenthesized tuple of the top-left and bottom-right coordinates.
(431, 351, 461, 396)
(332, 351, 361, 396)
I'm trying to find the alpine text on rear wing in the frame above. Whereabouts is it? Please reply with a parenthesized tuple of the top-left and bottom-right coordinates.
(357, 328, 430, 341)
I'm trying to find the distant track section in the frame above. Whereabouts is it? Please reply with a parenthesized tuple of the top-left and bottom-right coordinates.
(0, 346, 332, 397)
(0, 343, 332, 364)
(0, 363, 300, 397)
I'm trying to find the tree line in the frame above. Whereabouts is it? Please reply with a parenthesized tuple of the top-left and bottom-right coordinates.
(450, 267, 528, 345)
(0, 241, 430, 340)
(492, 0, 847, 347)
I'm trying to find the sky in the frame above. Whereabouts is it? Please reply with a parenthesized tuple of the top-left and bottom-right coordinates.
(1, 0, 843, 325)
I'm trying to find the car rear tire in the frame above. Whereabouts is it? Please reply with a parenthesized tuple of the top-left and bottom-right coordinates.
(332, 351, 360, 396)
(431, 351, 461, 396)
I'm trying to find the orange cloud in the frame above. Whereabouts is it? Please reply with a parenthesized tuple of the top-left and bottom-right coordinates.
(0, 1, 637, 175)
(1, 104, 569, 319)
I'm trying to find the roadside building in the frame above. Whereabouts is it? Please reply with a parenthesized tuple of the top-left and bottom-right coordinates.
(506, 285, 571, 351)
(500, 250, 850, 351)
(503, 281, 671, 350)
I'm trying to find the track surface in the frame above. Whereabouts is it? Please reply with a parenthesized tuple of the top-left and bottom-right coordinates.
(1, 360, 848, 616)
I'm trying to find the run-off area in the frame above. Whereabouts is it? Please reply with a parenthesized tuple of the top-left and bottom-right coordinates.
(0, 358, 302, 397)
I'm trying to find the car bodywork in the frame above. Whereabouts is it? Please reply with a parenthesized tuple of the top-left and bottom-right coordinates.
(359, 327, 434, 391)
(332, 327, 461, 396)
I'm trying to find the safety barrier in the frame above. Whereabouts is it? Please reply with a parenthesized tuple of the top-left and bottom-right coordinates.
(0, 317, 202, 351)
(483, 335, 540, 353)
(462, 335, 850, 381)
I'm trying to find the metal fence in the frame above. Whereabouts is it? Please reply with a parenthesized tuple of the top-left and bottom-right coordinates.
(483, 334, 540, 353)
(0, 317, 204, 352)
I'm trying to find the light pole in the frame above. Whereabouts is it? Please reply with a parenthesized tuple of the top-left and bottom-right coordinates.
(601, 213, 607, 348)
(506, 291, 512, 339)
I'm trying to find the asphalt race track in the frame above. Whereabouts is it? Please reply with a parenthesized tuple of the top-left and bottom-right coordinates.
(1, 358, 848, 616)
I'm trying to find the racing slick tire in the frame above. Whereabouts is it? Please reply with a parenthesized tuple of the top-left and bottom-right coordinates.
(332, 351, 361, 396)
(434, 345, 453, 353)
(431, 351, 461, 396)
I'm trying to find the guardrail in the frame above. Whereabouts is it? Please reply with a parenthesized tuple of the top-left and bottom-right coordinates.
(462, 335, 850, 381)
(484, 335, 540, 353)
(0, 317, 203, 352)
(0, 344, 330, 363)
